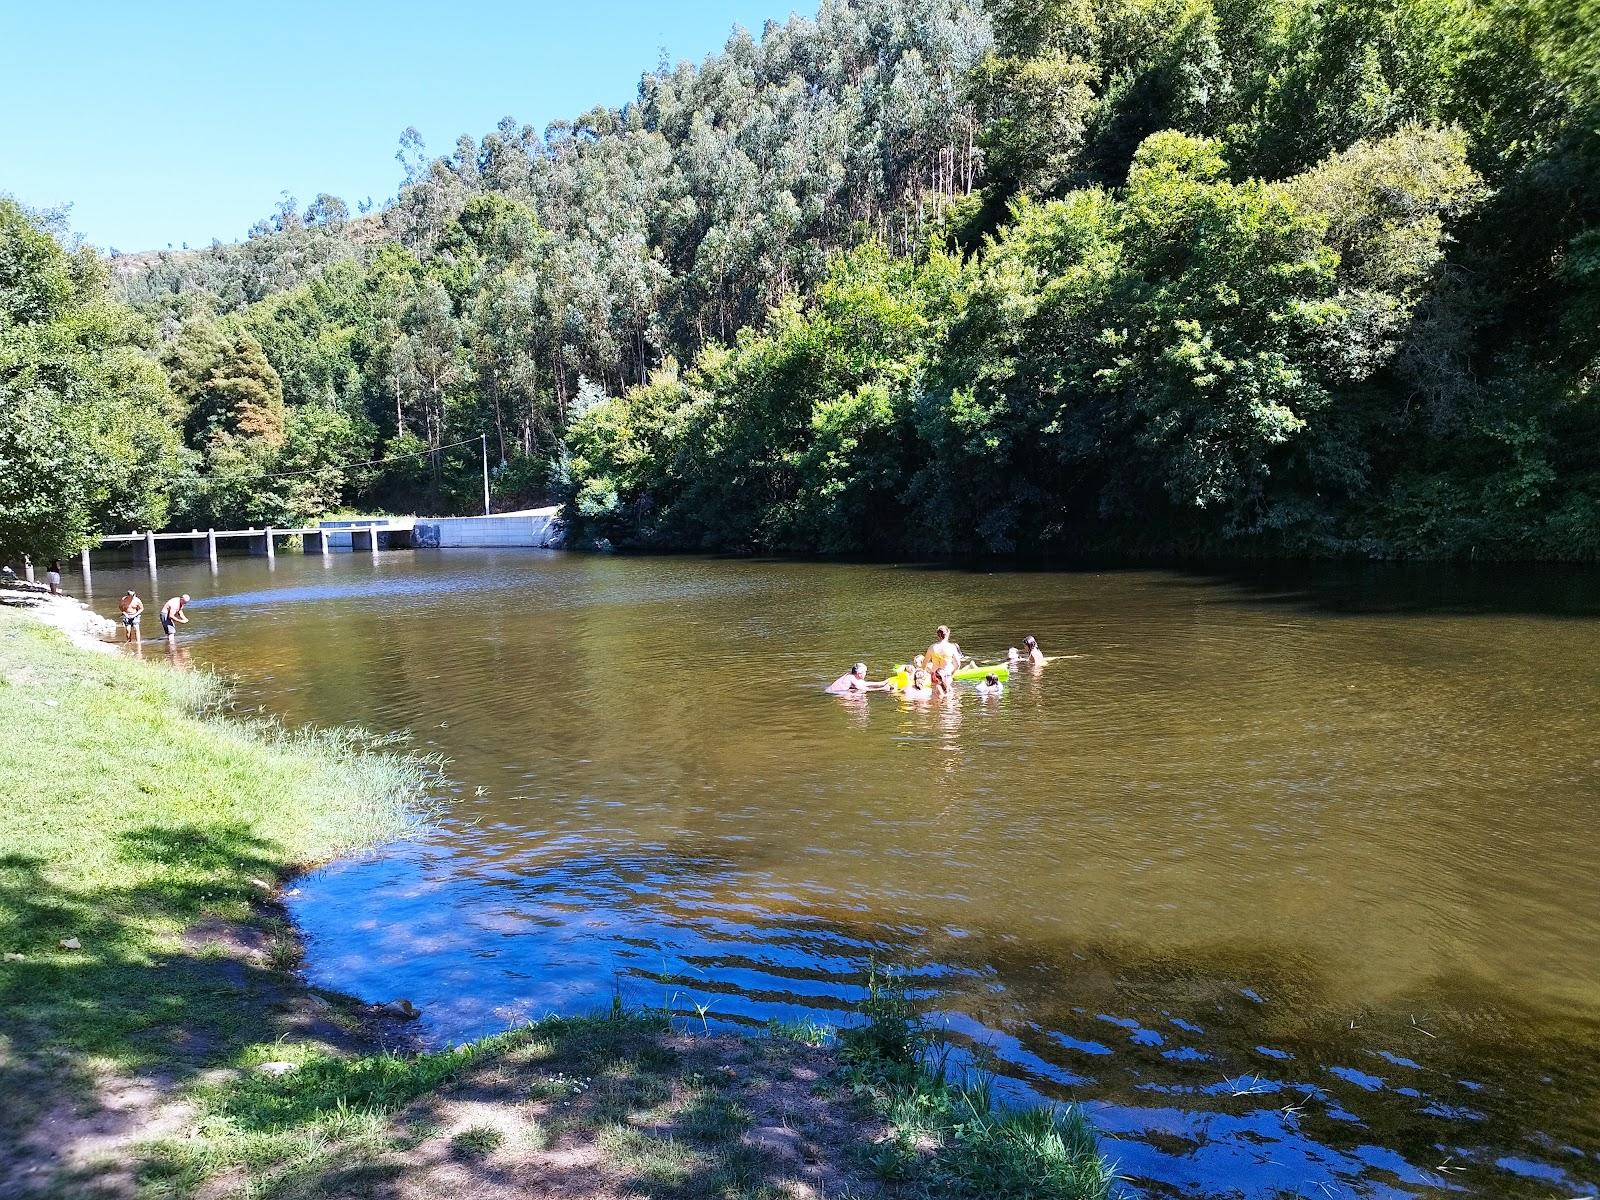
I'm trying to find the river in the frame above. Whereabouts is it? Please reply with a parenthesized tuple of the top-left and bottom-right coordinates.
(85, 549, 1600, 1198)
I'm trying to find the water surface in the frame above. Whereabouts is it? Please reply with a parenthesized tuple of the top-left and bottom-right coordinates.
(87, 550, 1600, 1198)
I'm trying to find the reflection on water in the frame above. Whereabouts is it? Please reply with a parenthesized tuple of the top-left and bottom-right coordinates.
(84, 550, 1600, 1199)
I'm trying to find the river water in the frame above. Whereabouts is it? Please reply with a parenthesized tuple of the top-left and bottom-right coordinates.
(86, 550, 1599, 1198)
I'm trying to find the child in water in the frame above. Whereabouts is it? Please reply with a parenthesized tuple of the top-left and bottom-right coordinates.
(976, 672, 1004, 696)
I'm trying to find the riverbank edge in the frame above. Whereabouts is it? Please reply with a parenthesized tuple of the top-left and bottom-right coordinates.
(0, 597, 432, 1195)
(0, 597, 1114, 1200)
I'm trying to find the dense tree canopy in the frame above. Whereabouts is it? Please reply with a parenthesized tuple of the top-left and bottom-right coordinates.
(0, 199, 180, 561)
(5, 0, 1598, 561)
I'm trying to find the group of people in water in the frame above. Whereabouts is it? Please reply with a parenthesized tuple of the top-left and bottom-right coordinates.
(116, 589, 190, 643)
(827, 625, 1049, 700)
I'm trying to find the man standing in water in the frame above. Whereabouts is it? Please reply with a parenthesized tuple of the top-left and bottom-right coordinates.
(159, 594, 191, 640)
(118, 590, 143, 643)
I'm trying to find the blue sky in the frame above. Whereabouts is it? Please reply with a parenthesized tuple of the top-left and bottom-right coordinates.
(1, 0, 811, 252)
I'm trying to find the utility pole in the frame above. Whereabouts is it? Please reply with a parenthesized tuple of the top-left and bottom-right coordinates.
(480, 433, 491, 516)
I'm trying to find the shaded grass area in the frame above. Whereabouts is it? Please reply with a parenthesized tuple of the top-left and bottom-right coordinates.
(127, 995, 1113, 1200)
(134, 1011, 808, 1199)
(0, 611, 432, 1185)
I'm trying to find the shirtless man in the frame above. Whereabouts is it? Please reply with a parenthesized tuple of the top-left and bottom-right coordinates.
(924, 625, 970, 688)
(118, 591, 144, 643)
(826, 663, 893, 694)
(159, 594, 191, 639)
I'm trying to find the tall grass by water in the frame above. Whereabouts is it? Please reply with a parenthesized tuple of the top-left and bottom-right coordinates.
(840, 963, 1114, 1199)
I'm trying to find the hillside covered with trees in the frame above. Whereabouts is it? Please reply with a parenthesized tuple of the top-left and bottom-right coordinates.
(3, 0, 1597, 561)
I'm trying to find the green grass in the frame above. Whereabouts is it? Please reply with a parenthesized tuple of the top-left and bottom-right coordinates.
(448, 1123, 504, 1157)
(136, 1012, 695, 1198)
(764, 1016, 832, 1045)
(0, 609, 432, 1151)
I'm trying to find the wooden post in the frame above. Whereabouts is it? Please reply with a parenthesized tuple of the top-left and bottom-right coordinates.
(207, 528, 218, 568)
(264, 526, 275, 562)
(80, 546, 92, 593)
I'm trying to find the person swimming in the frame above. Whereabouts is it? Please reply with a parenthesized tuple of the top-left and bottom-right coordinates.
(976, 672, 1004, 696)
(1023, 635, 1049, 665)
(826, 663, 893, 694)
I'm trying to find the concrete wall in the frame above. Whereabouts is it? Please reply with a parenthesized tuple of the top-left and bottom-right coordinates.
(318, 517, 416, 551)
(412, 507, 564, 549)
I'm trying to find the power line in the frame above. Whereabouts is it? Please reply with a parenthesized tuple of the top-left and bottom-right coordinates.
(258, 434, 482, 481)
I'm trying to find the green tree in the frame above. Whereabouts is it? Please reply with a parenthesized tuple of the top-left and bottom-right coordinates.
(0, 198, 180, 560)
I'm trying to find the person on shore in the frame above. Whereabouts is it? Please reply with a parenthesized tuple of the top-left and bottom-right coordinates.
(976, 672, 1004, 696)
(826, 663, 892, 694)
(118, 591, 143, 643)
(159, 594, 191, 639)
(1023, 635, 1049, 666)
(46, 560, 62, 595)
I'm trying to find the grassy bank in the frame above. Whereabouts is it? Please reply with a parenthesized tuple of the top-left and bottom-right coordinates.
(0, 606, 431, 1191)
(0, 605, 1112, 1199)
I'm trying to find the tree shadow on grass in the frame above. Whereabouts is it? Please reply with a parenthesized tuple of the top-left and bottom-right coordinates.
(0, 823, 377, 1196)
(127, 1016, 876, 1200)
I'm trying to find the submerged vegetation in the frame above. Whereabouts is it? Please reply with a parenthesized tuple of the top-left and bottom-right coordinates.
(4, 0, 1599, 561)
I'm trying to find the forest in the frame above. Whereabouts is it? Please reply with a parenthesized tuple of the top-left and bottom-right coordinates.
(2, 0, 1597, 561)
